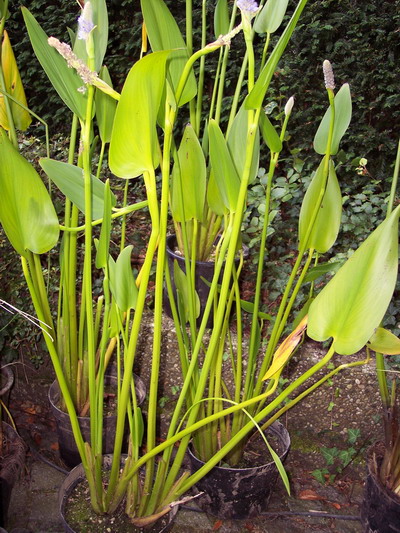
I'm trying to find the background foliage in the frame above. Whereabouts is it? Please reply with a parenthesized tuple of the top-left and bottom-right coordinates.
(1, 0, 399, 357)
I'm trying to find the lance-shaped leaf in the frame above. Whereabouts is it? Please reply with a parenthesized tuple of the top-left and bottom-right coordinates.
(214, 0, 230, 37)
(313, 84, 352, 155)
(174, 260, 200, 323)
(254, 0, 289, 34)
(0, 1, 10, 19)
(73, 0, 108, 73)
(259, 111, 282, 153)
(298, 157, 342, 253)
(308, 206, 400, 355)
(368, 328, 400, 355)
(0, 30, 31, 131)
(95, 179, 112, 269)
(40, 158, 116, 220)
(0, 129, 59, 257)
(22, 7, 87, 120)
(263, 315, 308, 380)
(141, 0, 196, 107)
(208, 119, 240, 212)
(95, 65, 116, 144)
(246, 0, 307, 110)
(228, 105, 260, 185)
(109, 51, 169, 178)
(171, 124, 206, 222)
(109, 246, 138, 312)
(207, 170, 227, 217)
(303, 261, 342, 283)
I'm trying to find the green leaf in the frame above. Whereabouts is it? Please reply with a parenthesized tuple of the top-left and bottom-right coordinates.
(171, 124, 206, 222)
(298, 157, 342, 253)
(214, 0, 230, 37)
(206, 170, 227, 217)
(338, 448, 355, 467)
(0, 129, 59, 257)
(95, 179, 112, 269)
(259, 111, 282, 153)
(109, 246, 138, 312)
(308, 206, 400, 355)
(312, 468, 328, 484)
(22, 7, 87, 120)
(228, 105, 260, 185)
(321, 446, 338, 466)
(254, 0, 289, 34)
(246, 0, 307, 110)
(292, 297, 314, 330)
(313, 84, 352, 155)
(208, 119, 240, 212)
(95, 66, 116, 144)
(304, 262, 342, 283)
(368, 328, 400, 355)
(109, 51, 169, 178)
(73, 0, 108, 73)
(347, 428, 360, 445)
(0, 30, 31, 130)
(39, 158, 116, 220)
(173, 260, 200, 323)
(141, 0, 196, 107)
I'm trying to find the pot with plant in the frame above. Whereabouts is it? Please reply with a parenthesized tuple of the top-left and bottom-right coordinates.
(360, 141, 400, 533)
(142, 0, 400, 521)
(1, 0, 399, 530)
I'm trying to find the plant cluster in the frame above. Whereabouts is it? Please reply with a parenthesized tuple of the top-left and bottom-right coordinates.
(0, 0, 399, 529)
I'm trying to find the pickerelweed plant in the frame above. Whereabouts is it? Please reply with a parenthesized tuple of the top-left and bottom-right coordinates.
(0, 0, 399, 527)
(146, 0, 400, 475)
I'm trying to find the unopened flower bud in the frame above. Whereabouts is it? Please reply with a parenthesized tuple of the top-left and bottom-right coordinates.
(323, 60, 335, 90)
(285, 96, 294, 116)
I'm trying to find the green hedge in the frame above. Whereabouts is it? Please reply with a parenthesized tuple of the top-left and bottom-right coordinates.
(7, 0, 400, 180)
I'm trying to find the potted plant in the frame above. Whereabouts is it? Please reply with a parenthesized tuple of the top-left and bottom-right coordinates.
(142, 0, 400, 519)
(360, 141, 400, 533)
(0, 0, 398, 530)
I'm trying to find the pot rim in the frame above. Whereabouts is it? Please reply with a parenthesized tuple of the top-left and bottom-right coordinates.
(188, 420, 290, 473)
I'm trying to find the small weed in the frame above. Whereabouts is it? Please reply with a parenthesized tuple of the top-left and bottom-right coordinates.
(312, 428, 363, 484)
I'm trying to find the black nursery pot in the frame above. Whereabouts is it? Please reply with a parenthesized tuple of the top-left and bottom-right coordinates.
(361, 443, 400, 533)
(165, 234, 244, 328)
(188, 421, 291, 520)
(0, 422, 26, 528)
(59, 456, 178, 533)
(49, 374, 146, 468)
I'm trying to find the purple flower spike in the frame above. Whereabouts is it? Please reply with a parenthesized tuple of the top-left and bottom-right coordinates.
(77, 2, 95, 41)
(237, 0, 259, 14)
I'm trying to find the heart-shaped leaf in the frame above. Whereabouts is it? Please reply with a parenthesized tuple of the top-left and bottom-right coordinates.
(308, 206, 400, 355)
(0, 129, 59, 256)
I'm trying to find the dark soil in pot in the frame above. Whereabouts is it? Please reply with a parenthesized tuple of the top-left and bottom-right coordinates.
(188, 420, 291, 519)
(0, 422, 26, 527)
(59, 456, 178, 533)
(361, 441, 400, 533)
(49, 374, 146, 468)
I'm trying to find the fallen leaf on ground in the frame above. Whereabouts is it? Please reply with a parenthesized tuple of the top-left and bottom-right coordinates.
(213, 520, 223, 530)
(298, 489, 323, 500)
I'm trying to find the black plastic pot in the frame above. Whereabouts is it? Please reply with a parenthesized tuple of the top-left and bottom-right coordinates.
(59, 456, 178, 533)
(361, 443, 400, 533)
(49, 374, 146, 468)
(0, 422, 26, 528)
(165, 234, 245, 328)
(188, 421, 290, 519)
